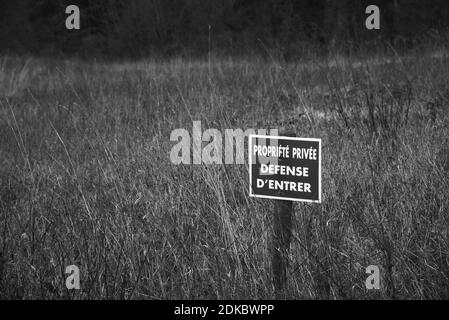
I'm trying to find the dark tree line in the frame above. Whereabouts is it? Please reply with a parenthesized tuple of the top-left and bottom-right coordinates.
(1, 0, 448, 58)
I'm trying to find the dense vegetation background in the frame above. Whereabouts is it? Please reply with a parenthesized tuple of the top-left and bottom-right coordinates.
(1, 1, 449, 300)
(1, 0, 449, 58)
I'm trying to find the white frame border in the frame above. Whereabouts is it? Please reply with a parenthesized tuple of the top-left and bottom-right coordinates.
(248, 134, 322, 203)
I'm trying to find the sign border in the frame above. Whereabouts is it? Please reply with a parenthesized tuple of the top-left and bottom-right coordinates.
(248, 134, 322, 203)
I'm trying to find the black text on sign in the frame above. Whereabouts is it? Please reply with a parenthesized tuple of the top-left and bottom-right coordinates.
(249, 135, 321, 202)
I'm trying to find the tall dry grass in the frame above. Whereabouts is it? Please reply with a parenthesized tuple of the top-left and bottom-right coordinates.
(0, 48, 448, 299)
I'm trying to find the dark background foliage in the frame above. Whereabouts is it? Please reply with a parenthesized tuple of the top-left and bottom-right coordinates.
(1, 0, 449, 58)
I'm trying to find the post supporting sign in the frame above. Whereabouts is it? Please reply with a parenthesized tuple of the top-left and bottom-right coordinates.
(249, 134, 321, 295)
(249, 135, 321, 203)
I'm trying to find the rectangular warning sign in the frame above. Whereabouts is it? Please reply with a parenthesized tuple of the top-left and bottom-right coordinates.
(249, 135, 321, 203)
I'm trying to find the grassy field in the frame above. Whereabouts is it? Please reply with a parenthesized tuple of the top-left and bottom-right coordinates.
(0, 48, 448, 299)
